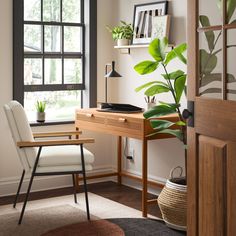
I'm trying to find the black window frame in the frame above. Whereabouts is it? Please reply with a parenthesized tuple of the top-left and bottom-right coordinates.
(13, 0, 97, 124)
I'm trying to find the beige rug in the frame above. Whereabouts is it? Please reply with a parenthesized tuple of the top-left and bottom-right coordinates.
(0, 193, 146, 236)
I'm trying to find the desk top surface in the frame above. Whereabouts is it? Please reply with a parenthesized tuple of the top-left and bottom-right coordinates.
(76, 108, 178, 120)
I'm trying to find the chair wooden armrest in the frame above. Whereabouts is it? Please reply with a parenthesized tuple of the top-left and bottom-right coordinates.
(17, 138, 94, 148)
(33, 131, 82, 138)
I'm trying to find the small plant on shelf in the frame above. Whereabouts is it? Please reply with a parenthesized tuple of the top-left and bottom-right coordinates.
(36, 100, 46, 123)
(107, 21, 133, 46)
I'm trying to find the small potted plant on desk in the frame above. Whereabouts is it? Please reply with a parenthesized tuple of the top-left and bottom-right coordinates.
(107, 20, 133, 46)
(36, 100, 46, 123)
(134, 37, 187, 231)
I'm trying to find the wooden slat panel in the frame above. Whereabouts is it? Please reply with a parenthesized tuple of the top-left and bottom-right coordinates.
(33, 131, 82, 138)
(199, 136, 227, 236)
(187, 0, 198, 100)
(227, 142, 236, 236)
(187, 128, 198, 236)
(195, 97, 236, 142)
(17, 138, 95, 147)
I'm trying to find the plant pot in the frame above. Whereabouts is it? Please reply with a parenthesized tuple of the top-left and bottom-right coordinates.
(117, 39, 130, 46)
(157, 166, 187, 231)
(37, 112, 45, 123)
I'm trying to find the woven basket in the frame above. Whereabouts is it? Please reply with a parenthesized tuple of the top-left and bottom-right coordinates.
(157, 166, 187, 231)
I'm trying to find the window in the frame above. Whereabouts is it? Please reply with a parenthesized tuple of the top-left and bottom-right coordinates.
(13, 0, 97, 123)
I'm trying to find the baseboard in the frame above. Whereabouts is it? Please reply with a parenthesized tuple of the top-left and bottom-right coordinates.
(110, 166, 167, 196)
(0, 165, 114, 197)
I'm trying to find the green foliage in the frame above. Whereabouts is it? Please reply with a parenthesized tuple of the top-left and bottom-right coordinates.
(107, 21, 133, 40)
(199, 15, 215, 51)
(134, 37, 187, 143)
(199, 11, 236, 95)
(36, 101, 46, 112)
(217, 0, 236, 23)
(134, 61, 159, 75)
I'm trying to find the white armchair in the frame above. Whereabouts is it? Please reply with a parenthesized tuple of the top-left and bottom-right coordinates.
(4, 101, 95, 224)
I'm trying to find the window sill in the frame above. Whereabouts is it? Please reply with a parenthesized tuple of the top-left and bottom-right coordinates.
(30, 120, 74, 127)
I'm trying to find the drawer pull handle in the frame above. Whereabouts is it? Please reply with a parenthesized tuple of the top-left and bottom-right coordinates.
(86, 113, 94, 118)
(118, 118, 127, 123)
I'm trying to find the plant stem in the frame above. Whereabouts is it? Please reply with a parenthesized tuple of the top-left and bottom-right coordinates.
(162, 63, 187, 146)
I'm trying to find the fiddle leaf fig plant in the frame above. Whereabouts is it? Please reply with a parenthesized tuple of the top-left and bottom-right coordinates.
(134, 37, 187, 145)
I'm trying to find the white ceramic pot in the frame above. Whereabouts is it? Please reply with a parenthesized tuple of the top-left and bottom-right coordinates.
(117, 39, 129, 46)
(37, 112, 45, 123)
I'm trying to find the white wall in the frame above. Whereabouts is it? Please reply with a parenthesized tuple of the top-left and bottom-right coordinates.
(0, 0, 116, 196)
(108, 0, 187, 190)
(0, 0, 187, 196)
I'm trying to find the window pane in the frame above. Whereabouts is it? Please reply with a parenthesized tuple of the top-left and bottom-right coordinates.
(64, 59, 82, 84)
(44, 26, 61, 52)
(45, 59, 62, 84)
(62, 0, 81, 23)
(199, 30, 222, 99)
(43, 0, 60, 22)
(24, 0, 41, 21)
(24, 91, 81, 121)
(24, 25, 41, 52)
(199, 0, 222, 26)
(24, 58, 42, 85)
(227, 29, 236, 101)
(64, 26, 81, 52)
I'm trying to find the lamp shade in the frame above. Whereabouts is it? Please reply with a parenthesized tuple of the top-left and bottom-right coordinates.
(105, 61, 122, 78)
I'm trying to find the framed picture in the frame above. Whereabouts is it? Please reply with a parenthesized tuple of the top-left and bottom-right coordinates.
(132, 1, 168, 45)
(151, 15, 171, 40)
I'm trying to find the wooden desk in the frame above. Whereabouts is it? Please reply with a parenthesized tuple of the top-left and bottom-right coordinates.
(75, 108, 179, 217)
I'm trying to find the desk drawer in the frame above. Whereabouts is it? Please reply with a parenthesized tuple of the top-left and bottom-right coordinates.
(107, 116, 142, 132)
(76, 113, 105, 125)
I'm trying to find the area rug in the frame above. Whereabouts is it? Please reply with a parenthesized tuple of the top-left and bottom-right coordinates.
(0, 193, 186, 236)
(43, 218, 186, 236)
(0, 193, 143, 236)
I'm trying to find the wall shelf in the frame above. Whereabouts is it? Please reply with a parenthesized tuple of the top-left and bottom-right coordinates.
(114, 44, 174, 54)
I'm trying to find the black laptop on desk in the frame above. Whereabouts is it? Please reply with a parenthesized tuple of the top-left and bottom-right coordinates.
(97, 103, 143, 113)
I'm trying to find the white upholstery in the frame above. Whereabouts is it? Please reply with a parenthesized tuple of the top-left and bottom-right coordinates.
(39, 146, 94, 167)
(4, 101, 94, 174)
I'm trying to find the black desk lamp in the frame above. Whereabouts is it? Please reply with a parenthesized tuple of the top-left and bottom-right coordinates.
(104, 61, 122, 103)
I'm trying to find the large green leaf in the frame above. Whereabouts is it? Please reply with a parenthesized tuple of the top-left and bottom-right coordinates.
(158, 101, 181, 109)
(217, 0, 236, 22)
(153, 129, 183, 141)
(134, 61, 159, 75)
(162, 70, 185, 80)
(149, 38, 168, 62)
(200, 49, 217, 75)
(176, 121, 186, 126)
(144, 105, 176, 119)
(199, 15, 215, 51)
(165, 43, 187, 65)
(135, 81, 168, 92)
(150, 119, 175, 130)
(200, 73, 236, 87)
(174, 75, 187, 103)
(145, 85, 170, 96)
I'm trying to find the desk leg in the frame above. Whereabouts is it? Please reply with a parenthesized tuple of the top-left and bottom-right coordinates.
(142, 138, 148, 217)
(117, 136, 122, 185)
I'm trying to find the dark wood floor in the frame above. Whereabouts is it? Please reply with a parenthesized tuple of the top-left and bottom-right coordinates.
(0, 181, 162, 218)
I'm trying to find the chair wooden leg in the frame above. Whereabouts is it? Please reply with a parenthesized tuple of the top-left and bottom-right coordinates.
(13, 170, 25, 208)
(72, 174, 77, 204)
(18, 147, 42, 225)
(80, 144, 90, 220)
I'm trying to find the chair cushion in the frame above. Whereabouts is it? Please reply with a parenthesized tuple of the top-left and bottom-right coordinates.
(36, 164, 93, 173)
(38, 146, 94, 167)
